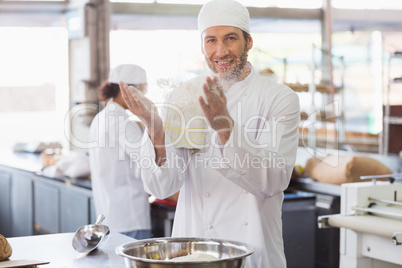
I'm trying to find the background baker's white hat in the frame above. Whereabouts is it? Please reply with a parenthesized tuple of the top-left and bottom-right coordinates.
(108, 64, 147, 84)
(197, 0, 250, 35)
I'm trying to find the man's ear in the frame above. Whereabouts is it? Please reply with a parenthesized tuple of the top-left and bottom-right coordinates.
(247, 35, 253, 51)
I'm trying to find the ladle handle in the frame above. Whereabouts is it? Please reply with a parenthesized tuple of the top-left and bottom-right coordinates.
(95, 214, 105, 225)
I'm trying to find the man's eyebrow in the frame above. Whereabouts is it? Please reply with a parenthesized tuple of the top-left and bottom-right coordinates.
(225, 32, 240, 37)
(204, 32, 240, 39)
(204, 34, 215, 39)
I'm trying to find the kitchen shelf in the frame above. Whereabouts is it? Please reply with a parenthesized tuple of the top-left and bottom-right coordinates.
(386, 116, 402, 125)
(258, 44, 346, 151)
(285, 82, 341, 94)
(293, 44, 345, 151)
(381, 51, 402, 155)
(393, 77, 402, 83)
(300, 110, 337, 123)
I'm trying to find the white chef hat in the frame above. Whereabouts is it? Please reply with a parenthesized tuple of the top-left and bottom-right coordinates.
(108, 64, 147, 85)
(197, 0, 250, 35)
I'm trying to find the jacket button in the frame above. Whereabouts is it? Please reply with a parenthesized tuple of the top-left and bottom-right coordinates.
(108, 103, 116, 111)
(205, 192, 210, 198)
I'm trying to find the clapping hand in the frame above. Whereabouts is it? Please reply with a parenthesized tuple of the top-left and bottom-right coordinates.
(199, 76, 234, 144)
(119, 82, 163, 132)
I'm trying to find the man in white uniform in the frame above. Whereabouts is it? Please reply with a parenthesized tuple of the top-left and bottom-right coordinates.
(120, 0, 300, 266)
(89, 64, 151, 239)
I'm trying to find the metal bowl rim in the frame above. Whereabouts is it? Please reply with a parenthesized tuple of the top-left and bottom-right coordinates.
(115, 237, 255, 264)
(74, 223, 110, 232)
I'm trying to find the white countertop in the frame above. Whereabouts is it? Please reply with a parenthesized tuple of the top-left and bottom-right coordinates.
(5, 232, 135, 268)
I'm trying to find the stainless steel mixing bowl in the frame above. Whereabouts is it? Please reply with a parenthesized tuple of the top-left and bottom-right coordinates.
(115, 237, 255, 268)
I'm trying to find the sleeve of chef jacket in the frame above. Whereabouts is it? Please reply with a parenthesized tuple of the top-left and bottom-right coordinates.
(138, 95, 186, 199)
(120, 119, 145, 180)
(139, 131, 185, 199)
(218, 88, 300, 199)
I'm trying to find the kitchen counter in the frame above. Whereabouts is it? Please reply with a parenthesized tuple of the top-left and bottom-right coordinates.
(0, 151, 43, 173)
(5, 232, 134, 268)
(0, 151, 96, 237)
(0, 151, 91, 189)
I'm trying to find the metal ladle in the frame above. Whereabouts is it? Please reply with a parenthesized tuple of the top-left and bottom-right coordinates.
(72, 214, 110, 253)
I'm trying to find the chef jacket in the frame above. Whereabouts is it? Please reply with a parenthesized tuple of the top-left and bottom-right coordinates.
(140, 64, 300, 267)
(88, 101, 151, 233)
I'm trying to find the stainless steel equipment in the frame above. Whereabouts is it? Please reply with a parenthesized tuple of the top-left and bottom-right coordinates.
(72, 214, 110, 253)
(289, 177, 341, 268)
(318, 174, 402, 268)
(115, 237, 255, 268)
(282, 190, 316, 268)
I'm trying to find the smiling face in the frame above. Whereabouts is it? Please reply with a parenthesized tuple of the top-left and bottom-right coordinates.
(201, 26, 253, 83)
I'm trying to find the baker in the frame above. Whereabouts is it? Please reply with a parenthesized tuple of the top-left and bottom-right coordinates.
(89, 64, 152, 240)
(120, 0, 300, 266)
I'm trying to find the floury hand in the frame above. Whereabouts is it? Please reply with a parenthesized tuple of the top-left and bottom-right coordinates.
(119, 82, 162, 131)
(199, 76, 234, 145)
(119, 81, 167, 166)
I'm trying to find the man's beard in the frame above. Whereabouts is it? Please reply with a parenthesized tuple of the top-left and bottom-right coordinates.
(207, 45, 249, 82)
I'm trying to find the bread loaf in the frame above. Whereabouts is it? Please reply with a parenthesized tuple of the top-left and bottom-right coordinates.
(304, 155, 392, 185)
(0, 234, 12, 261)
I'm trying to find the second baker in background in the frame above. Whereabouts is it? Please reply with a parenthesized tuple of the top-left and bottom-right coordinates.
(89, 64, 152, 240)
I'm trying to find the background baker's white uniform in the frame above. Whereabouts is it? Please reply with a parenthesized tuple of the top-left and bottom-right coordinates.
(89, 101, 151, 233)
(141, 65, 300, 268)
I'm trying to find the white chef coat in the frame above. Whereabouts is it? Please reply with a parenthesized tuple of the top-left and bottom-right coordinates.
(140, 64, 300, 268)
(88, 101, 151, 233)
